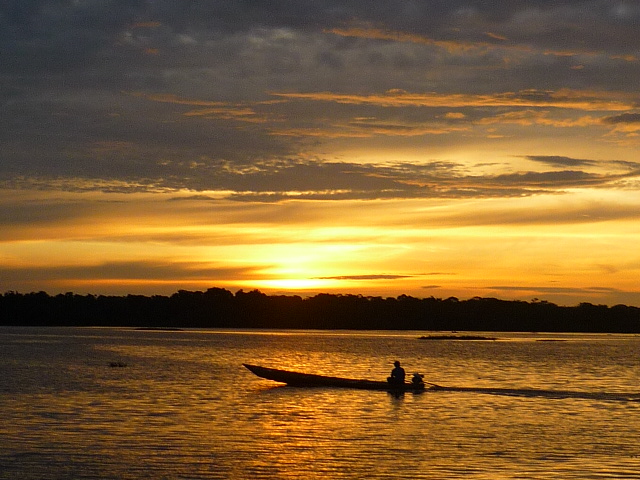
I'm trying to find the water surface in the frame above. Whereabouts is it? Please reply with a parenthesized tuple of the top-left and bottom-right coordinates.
(1, 328, 639, 479)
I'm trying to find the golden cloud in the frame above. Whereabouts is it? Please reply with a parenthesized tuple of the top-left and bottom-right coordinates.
(182, 107, 267, 123)
(270, 120, 467, 138)
(326, 26, 636, 65)
(484, 32, 508, 41)
(272, 89, 637, 112)
(610, 54, 638, 62)
(126, 92, 272, 123)
(325, 27, 488, 54)
(477, 110, 601, 127)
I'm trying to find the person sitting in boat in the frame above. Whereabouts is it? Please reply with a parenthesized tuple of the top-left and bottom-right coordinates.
(411, 372, 425, 387)
(388, 360, 406, 384)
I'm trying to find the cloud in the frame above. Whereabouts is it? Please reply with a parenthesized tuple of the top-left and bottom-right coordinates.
(485, 32, 508, 41)
(489, 170, 633, 189)
(272, 89, 637, 111)
(523, 156, 640, 174)
(317, 274, 412, 280)
(525, 156, 597, 168)
(2, 0, 640, 307)
(271, 119, 468, 138)
(206, 161, 619, 201)
(3, 152, 636, 203)
(602, 113, 640, 124)
(325, 23, 638, 66)
(601, 113, 640, 135)
(3, 2, 640, 191)
(0, 261, 262, 283)
(485, 285, 618, 295)
(127, 92, 228, 107)
(324, 26, 507, 54)
(476, 110, 601, 128)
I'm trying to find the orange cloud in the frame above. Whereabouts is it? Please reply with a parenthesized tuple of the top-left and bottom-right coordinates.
(477, 110, 601, 128)
(543, 49, 586, 57)
(127, 92, 271, 123)
(544, 50, 638, 63)
(183, 107, 266, 123)
(272, 89, 637, 112)
(325, 26, 487, 54)
(606, 123, 640, 134)
(326, 26, 636, 66)
(610, 54, 638, 62)
(270, 128, 371, 138)
(270, 122, 466, 138)
(347, 119, 468, 136)
(485, 32, 508, 41)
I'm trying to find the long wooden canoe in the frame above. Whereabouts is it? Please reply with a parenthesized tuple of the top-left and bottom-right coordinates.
(246, 364, 640, 400)
(243, 364, 430, 391)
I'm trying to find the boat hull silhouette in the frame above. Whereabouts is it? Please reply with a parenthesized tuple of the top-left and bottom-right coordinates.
(243, 364, 428, 391)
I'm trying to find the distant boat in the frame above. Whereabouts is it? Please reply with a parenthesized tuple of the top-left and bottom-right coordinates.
(243, 364, 435, 391)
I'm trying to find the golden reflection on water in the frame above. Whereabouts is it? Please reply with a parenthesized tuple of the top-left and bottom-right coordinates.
(0, 328, 639, 479)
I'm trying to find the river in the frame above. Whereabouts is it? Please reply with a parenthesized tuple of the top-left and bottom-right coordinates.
(1, 327, 639, 479)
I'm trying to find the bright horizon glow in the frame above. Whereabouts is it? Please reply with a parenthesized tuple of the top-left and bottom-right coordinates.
(3, 187, 639, 305)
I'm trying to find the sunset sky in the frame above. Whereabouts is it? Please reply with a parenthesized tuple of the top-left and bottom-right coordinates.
(2, 1, 640, 306)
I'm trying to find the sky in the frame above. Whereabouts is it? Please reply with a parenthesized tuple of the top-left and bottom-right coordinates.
(2, 1, 640, 306)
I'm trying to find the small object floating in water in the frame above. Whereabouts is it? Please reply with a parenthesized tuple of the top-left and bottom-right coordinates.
(418, 335, 497, 341)
(243, 364, 440, 391)
(109, 362, 127, 368)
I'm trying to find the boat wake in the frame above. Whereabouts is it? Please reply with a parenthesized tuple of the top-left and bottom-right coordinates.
(244, 364, 640, 402)
(436, 386, 640, 403)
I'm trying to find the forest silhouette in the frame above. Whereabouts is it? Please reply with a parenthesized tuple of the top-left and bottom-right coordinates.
(2, 288, 639, 332)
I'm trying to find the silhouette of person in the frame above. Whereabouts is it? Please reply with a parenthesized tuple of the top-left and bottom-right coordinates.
(388, 360, 406, 384)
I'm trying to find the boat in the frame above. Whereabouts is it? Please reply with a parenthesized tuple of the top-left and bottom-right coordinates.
(243, 364, 434, 391)
(246, 364, 640, 400)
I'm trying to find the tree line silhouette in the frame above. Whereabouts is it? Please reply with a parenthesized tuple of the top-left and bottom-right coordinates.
(1, 288, 639, 332)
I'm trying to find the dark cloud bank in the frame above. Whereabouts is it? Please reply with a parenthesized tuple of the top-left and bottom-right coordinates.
(2, 1, 640, 200)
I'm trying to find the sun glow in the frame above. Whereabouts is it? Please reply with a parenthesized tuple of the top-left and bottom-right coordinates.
(256, 278, 339, 290)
